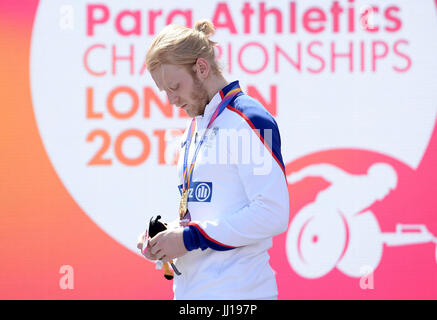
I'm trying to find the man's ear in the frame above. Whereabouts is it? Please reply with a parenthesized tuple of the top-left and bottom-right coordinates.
(193, 58, 210, 80)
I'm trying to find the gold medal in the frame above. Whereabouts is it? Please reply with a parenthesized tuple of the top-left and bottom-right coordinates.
(179, 190, 188, 220)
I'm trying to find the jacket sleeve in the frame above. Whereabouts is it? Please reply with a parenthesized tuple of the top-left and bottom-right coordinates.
(183, 109, 290, 251)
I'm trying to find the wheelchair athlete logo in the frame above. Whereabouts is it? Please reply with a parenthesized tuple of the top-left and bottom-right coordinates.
(285, 162, 437, 278)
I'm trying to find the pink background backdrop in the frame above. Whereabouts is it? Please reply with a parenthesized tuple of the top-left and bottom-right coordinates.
(1, 0, 436, 299)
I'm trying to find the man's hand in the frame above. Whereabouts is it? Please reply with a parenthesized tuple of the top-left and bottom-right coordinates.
(137, 231, 155, 261)
(148, 228, 188, 263)
(137, 231, 146, 251)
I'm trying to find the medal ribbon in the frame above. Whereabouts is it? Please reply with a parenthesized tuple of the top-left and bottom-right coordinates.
(181, 88, 242, 193)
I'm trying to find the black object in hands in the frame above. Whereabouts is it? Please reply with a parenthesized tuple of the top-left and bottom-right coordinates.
(148, 215, 168, 238)
(148, 215, 181, 279)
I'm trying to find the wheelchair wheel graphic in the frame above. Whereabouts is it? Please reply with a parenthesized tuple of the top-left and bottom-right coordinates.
(286, 204, 348, 278)
(336, 210, 383, 277)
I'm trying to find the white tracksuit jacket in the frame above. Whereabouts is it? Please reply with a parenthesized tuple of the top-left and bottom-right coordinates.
(174, 80, 289, 300)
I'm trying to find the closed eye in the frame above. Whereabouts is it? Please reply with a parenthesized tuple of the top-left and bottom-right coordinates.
(169, 84, 179, 91)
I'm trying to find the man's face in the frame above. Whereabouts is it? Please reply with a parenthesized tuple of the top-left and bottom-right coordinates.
(150, 64, 210, 117)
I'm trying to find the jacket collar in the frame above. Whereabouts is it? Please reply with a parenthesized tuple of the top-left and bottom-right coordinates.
(219, 80, 241, 99)
(195, 80, 241, 128)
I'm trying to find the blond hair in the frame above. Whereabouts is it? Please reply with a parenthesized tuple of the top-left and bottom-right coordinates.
(145, 20, 221, 75)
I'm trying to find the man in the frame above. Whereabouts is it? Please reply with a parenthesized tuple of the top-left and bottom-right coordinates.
(137, 20, 289, 300)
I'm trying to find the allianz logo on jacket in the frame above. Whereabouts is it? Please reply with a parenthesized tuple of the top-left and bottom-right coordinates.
(178, 182, 213, 202)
